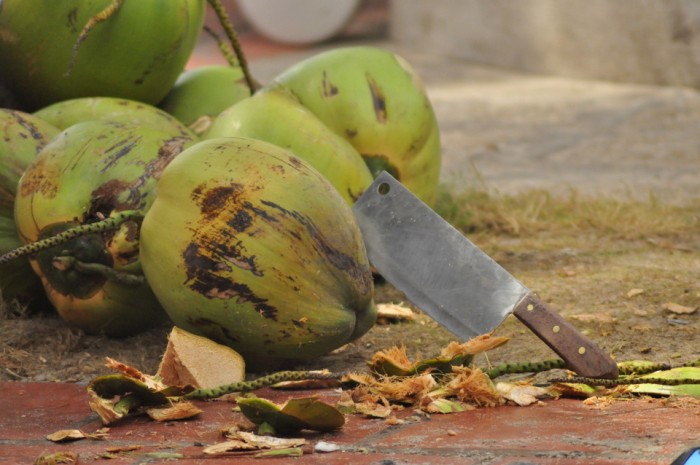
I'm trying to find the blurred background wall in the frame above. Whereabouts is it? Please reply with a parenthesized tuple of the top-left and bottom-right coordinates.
(389, 0, 700, 88)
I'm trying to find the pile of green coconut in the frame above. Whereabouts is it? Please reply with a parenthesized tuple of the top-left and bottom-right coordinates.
(0, 0, 441, 368)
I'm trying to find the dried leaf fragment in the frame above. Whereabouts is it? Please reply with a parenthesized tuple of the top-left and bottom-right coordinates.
(105, 358, 166, 391)
(255, 448, 304, 458)
(374, 373, 438, 403)
(424, 398, 468, 414)
(204, 433, 306, 455)
(496, 382, 552, 406)
(661, 302, 697, 315)
(369, 334, 508, 376)
(46, 430, 85, 443)
(146, 401, 203, 421)
(354, 401, 393, 418)
(236, 431, 306, 449)
(442, 367, 502, 407)
(376, 302, 415, 323)
(88, 391, 126, 425)
(34, 451, 78, 465)
(582, 396, 615, 409)
(369, 344, 414, 375)
(439, 334, 509, 362)
(104, 445, 141, 454)
(626, 288, 644, 298)
(204, 440, 259, 454)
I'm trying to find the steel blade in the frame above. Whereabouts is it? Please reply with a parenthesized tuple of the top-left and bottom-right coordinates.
(353, 172, 529, 341)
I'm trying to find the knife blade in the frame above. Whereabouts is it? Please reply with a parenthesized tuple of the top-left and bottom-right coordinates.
(353, 171, 618, 379)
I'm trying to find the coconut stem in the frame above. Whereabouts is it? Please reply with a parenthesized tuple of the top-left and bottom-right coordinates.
(184, 370, 339, 400)
(53, 256, 146, 286)
(549, 375, 700, 387)
(66, 0, 125, 77)
(0, 210, 143, 265)
(202, 25, 237, 68)
(484, 359, 567, 379)
(206, 0, 256, 95)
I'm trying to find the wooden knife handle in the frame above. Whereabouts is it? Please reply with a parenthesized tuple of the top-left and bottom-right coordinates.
(513, 293, 618, 379)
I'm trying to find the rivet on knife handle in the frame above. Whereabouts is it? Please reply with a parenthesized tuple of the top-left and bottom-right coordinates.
(513, 293, 619, 379)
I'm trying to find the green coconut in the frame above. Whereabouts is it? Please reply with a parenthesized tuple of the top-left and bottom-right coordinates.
(0, 109, 61, 216)
(34, 97, 196, 138)
(204, 88, 374, 204)
(263, 46, 442, 204)
(139, 137, 376, 366)
(13, 119, 196, 336)
(0, 0, 205, 110)
(0, 109, 60, 306)
(159, 65, 253, 134)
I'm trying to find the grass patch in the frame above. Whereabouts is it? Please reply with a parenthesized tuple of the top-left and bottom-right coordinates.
(434, 185, 700, 242)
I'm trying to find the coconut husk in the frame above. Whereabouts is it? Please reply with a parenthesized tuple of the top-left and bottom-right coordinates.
(157, 326, 245, 389)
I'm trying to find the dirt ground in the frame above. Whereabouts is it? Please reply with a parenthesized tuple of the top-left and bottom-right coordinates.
(1, 191, 698, 385)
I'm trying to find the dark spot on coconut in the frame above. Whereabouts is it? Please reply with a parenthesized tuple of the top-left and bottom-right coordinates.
(151, 136, 189, 173)
(17, 156, 59, 198)
(321, 71, 339, 98)
(345, 128, 358, 139)
(256, 303, 277, 319)
(13, 112, 47, 145)
(222, 239, 262, 276)
(88, 179, 140, 219)
(191, 183, 246, 220)
(119, 218, 140, 241)
(347, 187, 361, 202)
(260, 200, 372, 296)
(271, 164, 285, 175)
(65, 7, 78, 33)
(182, 243, 277, 319)
(287, 156, 304, 170)
(100, 136, 140, 174)
(245, 201, 278, 223)
(187, 317, 241, 343)
(228, 209, 253, 232)
(366, 74, 387, 124)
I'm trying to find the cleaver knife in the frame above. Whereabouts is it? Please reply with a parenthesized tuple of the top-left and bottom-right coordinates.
(353, 172, 618, 379)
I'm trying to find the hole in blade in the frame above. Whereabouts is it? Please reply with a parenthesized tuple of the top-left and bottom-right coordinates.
(377, 182, 390, 195)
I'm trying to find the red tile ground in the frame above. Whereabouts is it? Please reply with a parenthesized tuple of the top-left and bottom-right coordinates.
(1, 381, 698, 465)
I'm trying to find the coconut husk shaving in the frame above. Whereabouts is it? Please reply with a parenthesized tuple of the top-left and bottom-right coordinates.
(342, 334, 525, 414)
